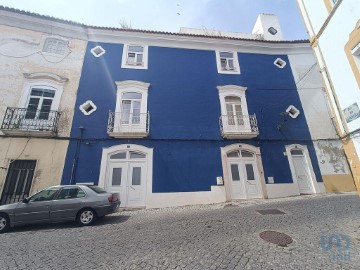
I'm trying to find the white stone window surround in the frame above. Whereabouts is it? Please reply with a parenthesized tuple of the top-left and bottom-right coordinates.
(121, 44, 149, 70)
(274, 57, 286, 68)
(115, 80, 150, 113)
(215, 50, 241, 74)
(90, 45, 106, 57)
(286, 105, 300, 119)
(217, 85, 249, 120)
(41, 35, 69, 56)
(18, 73, 67, 112)
(79, 100, 97, 116)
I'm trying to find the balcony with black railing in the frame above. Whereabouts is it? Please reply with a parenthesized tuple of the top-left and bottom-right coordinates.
(0, 107, 60, 137)
(219, 114, 259, 139)
(107, 111, 150, 138)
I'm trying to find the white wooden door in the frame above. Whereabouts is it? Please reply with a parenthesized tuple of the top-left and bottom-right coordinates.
(292, 155, 314, 194)
(228, 162, 246, 199)
(108, 162, 128, 207)
(243, 162, 262, 198)
(127, 162, 147, 207)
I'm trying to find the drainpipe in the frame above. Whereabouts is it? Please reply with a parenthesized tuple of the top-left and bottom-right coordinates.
(70, 126, 84, 185)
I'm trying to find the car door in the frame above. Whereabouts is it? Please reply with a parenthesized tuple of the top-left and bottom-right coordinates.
(14, 187, 61, 224)
(50, 187, 86, 221)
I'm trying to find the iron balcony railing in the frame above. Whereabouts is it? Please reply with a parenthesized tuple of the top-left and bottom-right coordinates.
(1, 107, 60, 134)
(107, 111, 150, 137)
(219, 114, 259, 136)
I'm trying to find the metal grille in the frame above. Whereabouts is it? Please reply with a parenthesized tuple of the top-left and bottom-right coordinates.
(219, 114, 258, 134)
(1, 107, 60, 134)
(107, 111, 150, 134)
(0, 160, 36, 205)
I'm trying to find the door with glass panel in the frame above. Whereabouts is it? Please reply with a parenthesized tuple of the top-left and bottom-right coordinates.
(227, 150, 262, 199)
(224, 96, 249, 132)
(23, 87, 56, 130)
(117, 92, 144, 133)
(107, 151, 147, 208)
(290, 149, 314, 194)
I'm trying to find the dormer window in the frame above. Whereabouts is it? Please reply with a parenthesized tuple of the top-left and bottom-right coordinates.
(42, 38, 67, 55)
(121, 44, 148, 70)
(215, 50, 240, 74)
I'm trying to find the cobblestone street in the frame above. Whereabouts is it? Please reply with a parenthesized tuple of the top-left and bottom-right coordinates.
(0, 193, 359, 270)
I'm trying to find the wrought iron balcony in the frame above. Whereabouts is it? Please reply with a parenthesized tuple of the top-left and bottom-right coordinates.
(107, 111, 149, 138)
(1, 107, 60, 136)
(219, 114, 259, 139)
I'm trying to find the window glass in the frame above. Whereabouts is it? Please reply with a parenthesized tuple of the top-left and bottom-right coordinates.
(122, 92, 142, 99)
(245, 164, 255, 180)
(29, 187, 61, 202)
(87, 186, 107, 194)
(230, 164, 240, 181)
(225, 96, 241, 103)
(227, 151, 239, 158)
(241, 151, 253, 158)
(130, 151, 146, 159)
(291, 149, 303, 156)
(132, 167, 141, 185)
(112, 168, 122, 186)
(110, 152, 127, 159)
(220, 51, 233, 58)
(129, 45, 143, 53)
(57, 187, 84, 199)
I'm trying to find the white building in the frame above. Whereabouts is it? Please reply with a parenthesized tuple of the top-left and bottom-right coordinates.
(297, 0, 360, 192)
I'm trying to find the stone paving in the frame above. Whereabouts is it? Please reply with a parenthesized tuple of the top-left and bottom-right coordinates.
(0, 193, 359, 270)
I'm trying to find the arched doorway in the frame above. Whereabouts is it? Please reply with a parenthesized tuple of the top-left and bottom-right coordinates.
(221, 144, 265, 200)
(286, 145, 316, 194)
(99, 144, 153, 208)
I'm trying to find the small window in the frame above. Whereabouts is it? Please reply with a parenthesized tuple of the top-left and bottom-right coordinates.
(90, 45, 106, 57)
(268, 27, 278, 35)
(79, 100, 97, 116)
(112, 168, 122, 186)
(130, 151, 146, 159)
(274, 58, 286, 68)
(227, 150, 239, 158)
(245, 164, 255, 180)
(286, 105, 300, 119)
(230, 164, 240, 181)
(43, 38, 67, 55)
(121, 45, 148, 69)
(291, 149, 303, 156)
(241, 151, 254, 158)
(132, 167, 141, 185)
(110, 152, 127, 159)
(215, 51, 240, 74)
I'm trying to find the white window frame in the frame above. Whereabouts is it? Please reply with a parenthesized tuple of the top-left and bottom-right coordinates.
(90, 45, 106, 58)
(114, 80, 150, 133)
(274, 58, 286, 68)
(19, 73, 67, 113)
(41, 36, 69, 56)
(217, 85, 250, 132)
(286, 105, 300, 119)
(215, 50, 240, 74)
(121, 44, 148, 70)
(79, 100, 97, 116)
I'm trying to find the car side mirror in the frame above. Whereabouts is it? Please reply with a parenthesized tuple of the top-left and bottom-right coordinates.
(22, 198, 29, 204)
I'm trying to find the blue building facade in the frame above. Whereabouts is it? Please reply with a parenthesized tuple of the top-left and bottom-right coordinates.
(60, 29, 326, 208)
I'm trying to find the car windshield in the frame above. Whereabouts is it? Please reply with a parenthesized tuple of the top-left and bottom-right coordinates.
(87, 186, 107, 194)
(29, 187, 61, 202)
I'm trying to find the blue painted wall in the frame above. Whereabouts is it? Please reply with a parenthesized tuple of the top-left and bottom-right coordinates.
(61, 41, 323, 191)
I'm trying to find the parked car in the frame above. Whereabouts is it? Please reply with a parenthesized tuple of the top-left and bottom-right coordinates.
(0, 185, 120, 233)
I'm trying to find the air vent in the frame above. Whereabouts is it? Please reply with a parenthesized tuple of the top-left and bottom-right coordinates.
(90, 46, 106, 57)
(79, 100, 97, 115)
(274, 58, 286, 68)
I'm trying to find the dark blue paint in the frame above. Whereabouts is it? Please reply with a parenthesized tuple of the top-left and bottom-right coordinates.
(61, 41, 323, 191)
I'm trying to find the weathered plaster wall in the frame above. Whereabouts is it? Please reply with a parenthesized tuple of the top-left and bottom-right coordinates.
(0, 138, 69, 196)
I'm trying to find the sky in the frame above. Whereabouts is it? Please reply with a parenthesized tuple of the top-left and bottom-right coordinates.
(0, 0, 309, 40)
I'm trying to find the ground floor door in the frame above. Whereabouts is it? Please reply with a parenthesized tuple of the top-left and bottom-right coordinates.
(0, 160, 36, 205)
(227, 150, 262, 199)
(290, 148, 315, 194)
(106, 151, 147, 208)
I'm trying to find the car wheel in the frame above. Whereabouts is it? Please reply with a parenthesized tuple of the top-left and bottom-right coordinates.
(0, 214, 10, 234)
(77, 208, 97, 226)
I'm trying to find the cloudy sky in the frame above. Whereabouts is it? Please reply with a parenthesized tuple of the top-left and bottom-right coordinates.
(0, 0, 308, 40)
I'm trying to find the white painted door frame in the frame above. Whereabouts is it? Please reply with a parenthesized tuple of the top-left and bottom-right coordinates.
(220, 143, 267, 201)
(98, 144, 153, 208)
(285, 144, 319, 194)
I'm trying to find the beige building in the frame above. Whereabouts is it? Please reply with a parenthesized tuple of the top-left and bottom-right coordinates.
(296, 0, 359, 192)
(0, 7, 87, 204)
